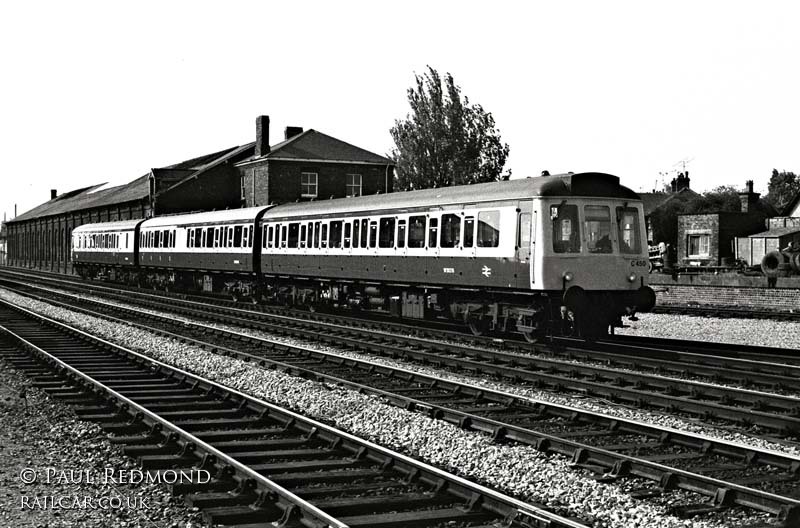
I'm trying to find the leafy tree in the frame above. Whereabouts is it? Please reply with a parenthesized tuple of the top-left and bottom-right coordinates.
(390, 67, 510, 190)
(765, 169, 800, 212)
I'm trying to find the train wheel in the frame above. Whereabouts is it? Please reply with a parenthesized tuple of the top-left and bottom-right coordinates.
(521, 329, 543, 343)
(467, 316, 490, 336)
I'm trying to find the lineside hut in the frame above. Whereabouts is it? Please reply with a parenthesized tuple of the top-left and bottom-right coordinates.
(5, 115, 395, 274)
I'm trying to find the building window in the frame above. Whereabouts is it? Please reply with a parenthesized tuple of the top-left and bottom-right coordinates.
(301, 172, 318, 198)
(240, 174, 247, 200)
(346, 174, 362, 197)
(687, 234, 710, 257)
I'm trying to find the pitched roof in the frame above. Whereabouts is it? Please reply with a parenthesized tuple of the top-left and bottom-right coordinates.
(638, 188, 697, 216)
(238, 129, 393, 165)
(747, 226, 800, 238)
(7, 145, 248, 224)
(784, 191, 800, 216)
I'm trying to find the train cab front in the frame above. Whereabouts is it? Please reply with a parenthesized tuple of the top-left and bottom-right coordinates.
(540, 198, 656, 337)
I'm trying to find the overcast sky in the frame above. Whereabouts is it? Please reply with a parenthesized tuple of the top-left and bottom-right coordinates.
(1, 1, 798, 221)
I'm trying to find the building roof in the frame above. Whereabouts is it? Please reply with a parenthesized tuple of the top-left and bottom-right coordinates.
(747, 226, 800, 238)
(7, 145, 247, 224)
(638, 188, 697, 216)
(784, 191, 800, 216)
(237, 129, 393, 166)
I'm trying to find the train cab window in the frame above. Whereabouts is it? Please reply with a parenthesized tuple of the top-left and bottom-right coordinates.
(397, 219, 407, 249)
(378, 218, 395, 248)
(463, 217, 475, 248)
(314, 222, 321, 248)
(584, 206, 612, 254)
(616, 207, 641, 254)
(551, 203, 580, 253)
(234, 226, 243, 247)
(408, 216, 426, 248)
(518, 213, 532, 248)
(360, 219, 368, 248)
(320, 224, 328, 248)
(330, 221, 343, 248)
(343, 222, 352, 249)
(440, 214, 461, 248)
(428, 218, 438, 248)
(288, 223, 299, 248)
(300, 224, 307, 248)
(368, 221, 378, 248)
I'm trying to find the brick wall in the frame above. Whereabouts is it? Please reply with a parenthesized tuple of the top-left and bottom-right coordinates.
(265, 161, 392, 206)
(677, 214, 718, 266)
(653, 284, 800, 311)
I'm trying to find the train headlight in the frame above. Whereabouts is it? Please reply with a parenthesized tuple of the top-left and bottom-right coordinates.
(563, 271, 574, 282)
(627, 272, 637, 283)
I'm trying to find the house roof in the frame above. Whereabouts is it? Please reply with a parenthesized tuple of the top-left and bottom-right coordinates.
(747, 226, 800, 238)
(784, 191, 800, 216)
(237, 129, 393, 166)
(638, 188, 697, 216)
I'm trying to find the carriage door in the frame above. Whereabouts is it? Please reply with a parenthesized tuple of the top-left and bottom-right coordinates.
(516, 205, 534, 288)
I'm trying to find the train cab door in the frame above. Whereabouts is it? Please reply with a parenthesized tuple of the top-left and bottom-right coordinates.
(516, 205, 534, 288)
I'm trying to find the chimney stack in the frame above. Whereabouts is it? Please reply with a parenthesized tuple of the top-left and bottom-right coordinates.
(50, 189, 57, 200)
(284, 126, 303, 140)
(738, 180, 759, 213)
(255, 115, 270, 157)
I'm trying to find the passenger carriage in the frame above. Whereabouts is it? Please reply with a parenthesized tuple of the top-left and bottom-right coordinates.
(72, 220, 143, 281)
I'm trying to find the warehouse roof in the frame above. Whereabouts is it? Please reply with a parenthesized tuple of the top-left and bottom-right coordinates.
(237, 129, 393, 166)
(7, 145, 247, 224)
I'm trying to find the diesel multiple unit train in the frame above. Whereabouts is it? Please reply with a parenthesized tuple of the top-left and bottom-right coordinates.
(71, 172, 656, 339)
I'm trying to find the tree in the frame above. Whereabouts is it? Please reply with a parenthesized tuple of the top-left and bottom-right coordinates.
(765, 169, 800, 212)
(390, 67, 510, 190)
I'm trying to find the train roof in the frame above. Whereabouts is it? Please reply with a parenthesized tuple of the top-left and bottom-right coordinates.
(73, 219, 143, 234)
(265, 172, 640, 219)
(140, 206, 270, 228)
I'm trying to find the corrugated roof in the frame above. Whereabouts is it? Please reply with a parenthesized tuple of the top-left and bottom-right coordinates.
(747, 226, 800, 238)
(238, 129, 393, 165)
(9, 175, 151, 223)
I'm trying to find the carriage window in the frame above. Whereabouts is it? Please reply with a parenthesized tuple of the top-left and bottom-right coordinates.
(360, 219, 369, 248)
(170, 230, 175, 248)
(616, 207, 641, 254)
(584, 205, 612, 254)
(397, 219, 407, 248)
(194, 228, 201, 248)
(477, 211, 500, 247)
(314, 222, 321, 248)
(214, 227, 221, 248)
(440, 214, 461, 248)
(320, 223, 328, 248)
(329, 221, 343, 248)
(307, 222, 314, 248)
(288, 223, 300, 248)
(228, 227, 235, 248)
(188, 229, 194, 248)
(265, 225, 273, 248)
(343, 222, 352, 249)
(247, 225, 253, 247)
(300, 224, 307, 248)
(279, 225, 287, 248)
(234, 225, 243, 247)
(368, 221, 378, 248)
(428, 218, 438, 248)
(463, 217, 475, 248)
(518, 213, 532, 248)
(378, 218, 395, 248)
(551, 203, 580, 253)
(351, 221, 359, 248)
(408, 216, 426, 248)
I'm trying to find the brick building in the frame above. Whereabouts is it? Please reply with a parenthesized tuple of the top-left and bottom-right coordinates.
(676, 181, 772, 267)
(235, 116, 394, 207)
(4, 115, 395, 274)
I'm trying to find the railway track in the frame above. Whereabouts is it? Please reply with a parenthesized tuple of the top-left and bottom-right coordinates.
(0, 299, 579, 528)
(5, 275, 800, 438)
(652, 304, 800, 322)
(3, 283, 800, 525)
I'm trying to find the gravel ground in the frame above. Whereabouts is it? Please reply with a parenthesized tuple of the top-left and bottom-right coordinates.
(0, 287, 781, 528)
(65, 289, 800, 457)
(615, 312, 800, 350)
(0, 355, 203, 528)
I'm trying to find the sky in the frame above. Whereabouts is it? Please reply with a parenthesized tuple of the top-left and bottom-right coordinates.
(1, 1, 799, 221)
